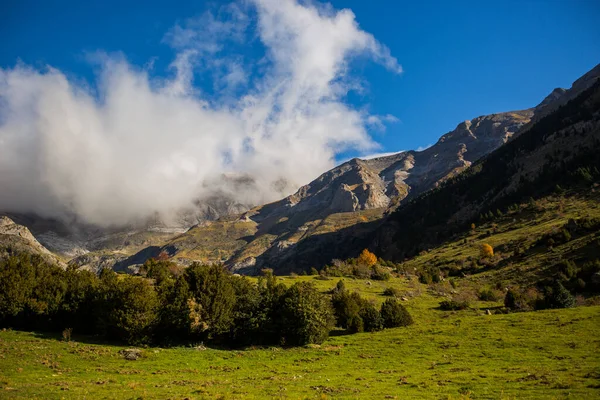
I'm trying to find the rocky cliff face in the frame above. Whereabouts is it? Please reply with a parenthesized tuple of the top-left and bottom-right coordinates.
(245, 107, 533, 221)
(0, 216, 64, 266)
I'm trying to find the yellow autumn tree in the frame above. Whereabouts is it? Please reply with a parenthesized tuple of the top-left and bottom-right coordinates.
(480, 243, 494, 258)
(358, 249, 377, 267)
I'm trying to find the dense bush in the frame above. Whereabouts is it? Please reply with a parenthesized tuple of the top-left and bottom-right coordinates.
(504, 289, 535, 311)
(380, 299, 413, 328)
(95, 270, 160, 345)
(439, 299, 470, 311)
(278, 282, 335, 346)
(538, 282, 576, 309)
(331, 280, 410, 333)
(347, 314, 364, 333)
(370, 265, 391, 281)
(418, 266, 442, 284)
(359, 302, 383, 332)
(318, 256, 394, 281)
(477, 288, 499, 301)
(383, 287, 401, 297)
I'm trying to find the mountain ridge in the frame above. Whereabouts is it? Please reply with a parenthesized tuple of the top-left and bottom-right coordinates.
(3, 63, 599, 273)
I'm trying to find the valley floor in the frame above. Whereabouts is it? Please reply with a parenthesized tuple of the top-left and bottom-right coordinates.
(1, 276, 599, 399)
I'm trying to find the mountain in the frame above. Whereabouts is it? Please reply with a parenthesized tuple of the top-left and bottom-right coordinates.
(0, 216, 64, 266)
(100, 107, 532, 273)
(274, 68, 600, 271)
(134, 65, 598, 272)
(3, 64, 599, 274)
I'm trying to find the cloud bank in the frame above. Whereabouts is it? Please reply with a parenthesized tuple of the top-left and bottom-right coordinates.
(0, 0, 401, 226)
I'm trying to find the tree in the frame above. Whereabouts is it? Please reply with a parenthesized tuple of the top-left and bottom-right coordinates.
(184, 263, 237, 340)
(96, 271, 160, 345)
(347, 315, 364, 333)
(504, 289, 531, 311)
(358, 249, 378, 267)
(480, 243, 494, 258)
(332, 290, 362, 329)
(278, 282, 335, 345)
(229, 276, 262, 345)
(0, 255, 36, 326)
(543, 282, 576, 309)
(380, 299, 413, 328)
(154, 275, 192, 344)
(359, 302, 383, 332)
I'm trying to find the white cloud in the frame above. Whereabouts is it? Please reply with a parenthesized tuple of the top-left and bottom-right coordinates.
(359, 151, 404, 160)
(416, 143, 434, 151)
(0, 0, 401, 226)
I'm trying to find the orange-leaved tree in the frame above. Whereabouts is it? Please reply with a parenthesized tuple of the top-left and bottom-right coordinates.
(480, 243, 494, 258)
(358, 249, 377, 267)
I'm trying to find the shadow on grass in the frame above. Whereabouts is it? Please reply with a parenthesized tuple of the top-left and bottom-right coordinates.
(30, 330, 126, 348)
(328, 328, 352, 337)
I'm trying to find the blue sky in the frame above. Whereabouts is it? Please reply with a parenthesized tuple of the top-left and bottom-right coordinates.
(1, 0, 599, 224)
(2, 0, 599, 155)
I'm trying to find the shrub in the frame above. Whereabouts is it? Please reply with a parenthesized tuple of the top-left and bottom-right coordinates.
(347, 315, 364, 333)
(418, 271, 433, 284)
(370, 265, 391, 281)
(383, 287, 401, 297)
(439, 299, 469, 311)
(62, 328, 72, 342)
(331, 290, 362, 329)
(331, 279, 346, 295)
(504, 289, 535, 311)
(359, 302, 383, 332)
(278, 282, 335, 346)
(351, 264, 371, 279)
(558, 260, 577, 280)
(541, 282, 576, 309)
(380, 299, 413, 328)
(477, 288, 498, 301)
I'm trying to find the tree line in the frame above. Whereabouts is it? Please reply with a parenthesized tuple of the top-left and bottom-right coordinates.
(0, 253, 412, 346)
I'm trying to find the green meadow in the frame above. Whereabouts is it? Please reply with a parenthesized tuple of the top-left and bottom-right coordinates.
(1, 274, 599, 399)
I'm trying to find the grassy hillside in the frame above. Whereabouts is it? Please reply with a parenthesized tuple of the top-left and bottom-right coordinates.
(1, 274, 598, 399)
(398, 191, 600, 291)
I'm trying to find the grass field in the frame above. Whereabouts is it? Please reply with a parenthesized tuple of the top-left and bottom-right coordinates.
(1, 274, 599, 399)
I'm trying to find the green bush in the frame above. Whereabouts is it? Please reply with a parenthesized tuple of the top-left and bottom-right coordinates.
(540, 282, 576, 309)
(278, 282, 335, 346)
(370, 265, 391, 281)
(184, 264, 237, 339)
(347, 315, 364, 333)
(439, 299, 470, 311)
(331, 290, 362, 329)
(504, 289, 533, 311)
(380, 299, 413, 328)
(96, 271, 160, 345)
(359, 302, 383, 332)
(383, 287, 401, 297)
(477, 288, 498, 301)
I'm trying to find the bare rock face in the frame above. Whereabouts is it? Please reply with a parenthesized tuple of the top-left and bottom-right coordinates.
(0, 216, 39, 242)
(0, 216, 64, 266)
(266, 108, 533, 219)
